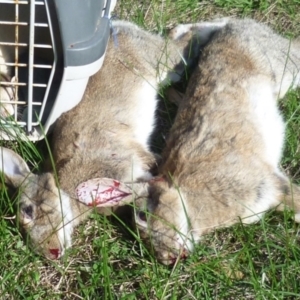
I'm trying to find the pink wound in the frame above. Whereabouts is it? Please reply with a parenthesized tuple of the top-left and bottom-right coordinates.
(76, 178, 133, 207)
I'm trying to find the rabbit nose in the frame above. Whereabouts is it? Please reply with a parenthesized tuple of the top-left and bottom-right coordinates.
(49, 248, 62, 259)
(167, 248, 189, 265)
(180, 248, 189, 259)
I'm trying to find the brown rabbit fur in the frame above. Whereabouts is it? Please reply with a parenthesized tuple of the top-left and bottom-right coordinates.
(0, 47, 15, 119)
(0, 20, 212, 259)
(133, 18, 300, 265)
(0, 73, 15, 119)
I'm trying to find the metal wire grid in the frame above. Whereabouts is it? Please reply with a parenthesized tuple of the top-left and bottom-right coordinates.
(0, 0, 56, 137)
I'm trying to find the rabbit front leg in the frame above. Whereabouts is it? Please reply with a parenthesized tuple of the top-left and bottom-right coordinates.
(166, 18, 229, 106)
(169, 18, 229, 44)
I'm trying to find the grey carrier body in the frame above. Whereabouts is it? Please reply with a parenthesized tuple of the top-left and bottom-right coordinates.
(0, 0, 116, 140)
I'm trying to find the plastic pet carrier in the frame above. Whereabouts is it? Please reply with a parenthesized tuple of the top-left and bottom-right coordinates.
(0, 0, 116, 140)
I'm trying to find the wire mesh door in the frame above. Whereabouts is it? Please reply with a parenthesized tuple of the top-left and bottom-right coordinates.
(0, 0, 56, 140)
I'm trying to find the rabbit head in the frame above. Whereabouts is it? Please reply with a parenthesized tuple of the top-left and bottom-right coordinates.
(0, 147, 73, 259)
(133, 178, 193, 265)
(73, 175, 187, 265)
(75, 175, 190, 265)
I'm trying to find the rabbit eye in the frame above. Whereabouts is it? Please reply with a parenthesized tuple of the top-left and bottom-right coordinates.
(138, 211, 147, 222)
(22, 205, 34, 219)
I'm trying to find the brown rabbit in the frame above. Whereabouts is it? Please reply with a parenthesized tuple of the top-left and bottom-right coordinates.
(0, 74, 15, 119)
(0, 20, 209, 259)
(128, 18, 300, 265)
(0, 47, 15, 118)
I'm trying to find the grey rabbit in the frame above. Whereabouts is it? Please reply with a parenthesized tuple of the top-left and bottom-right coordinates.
(124, 18, 300, 265)
(0, 20, 210, 259)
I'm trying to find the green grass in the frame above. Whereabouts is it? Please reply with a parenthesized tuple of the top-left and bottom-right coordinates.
(1, 0, 300, 299)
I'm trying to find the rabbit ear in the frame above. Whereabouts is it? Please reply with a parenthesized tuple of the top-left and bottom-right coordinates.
(76, 178, 149, 207)
(0, 147, 31, 187)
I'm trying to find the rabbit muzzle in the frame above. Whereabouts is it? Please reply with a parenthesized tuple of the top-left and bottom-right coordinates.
(49, 248, 64, 260)
(30, 228, 69, 260)
(159, 247, 189, 265)
(38, 227, 69, 260)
